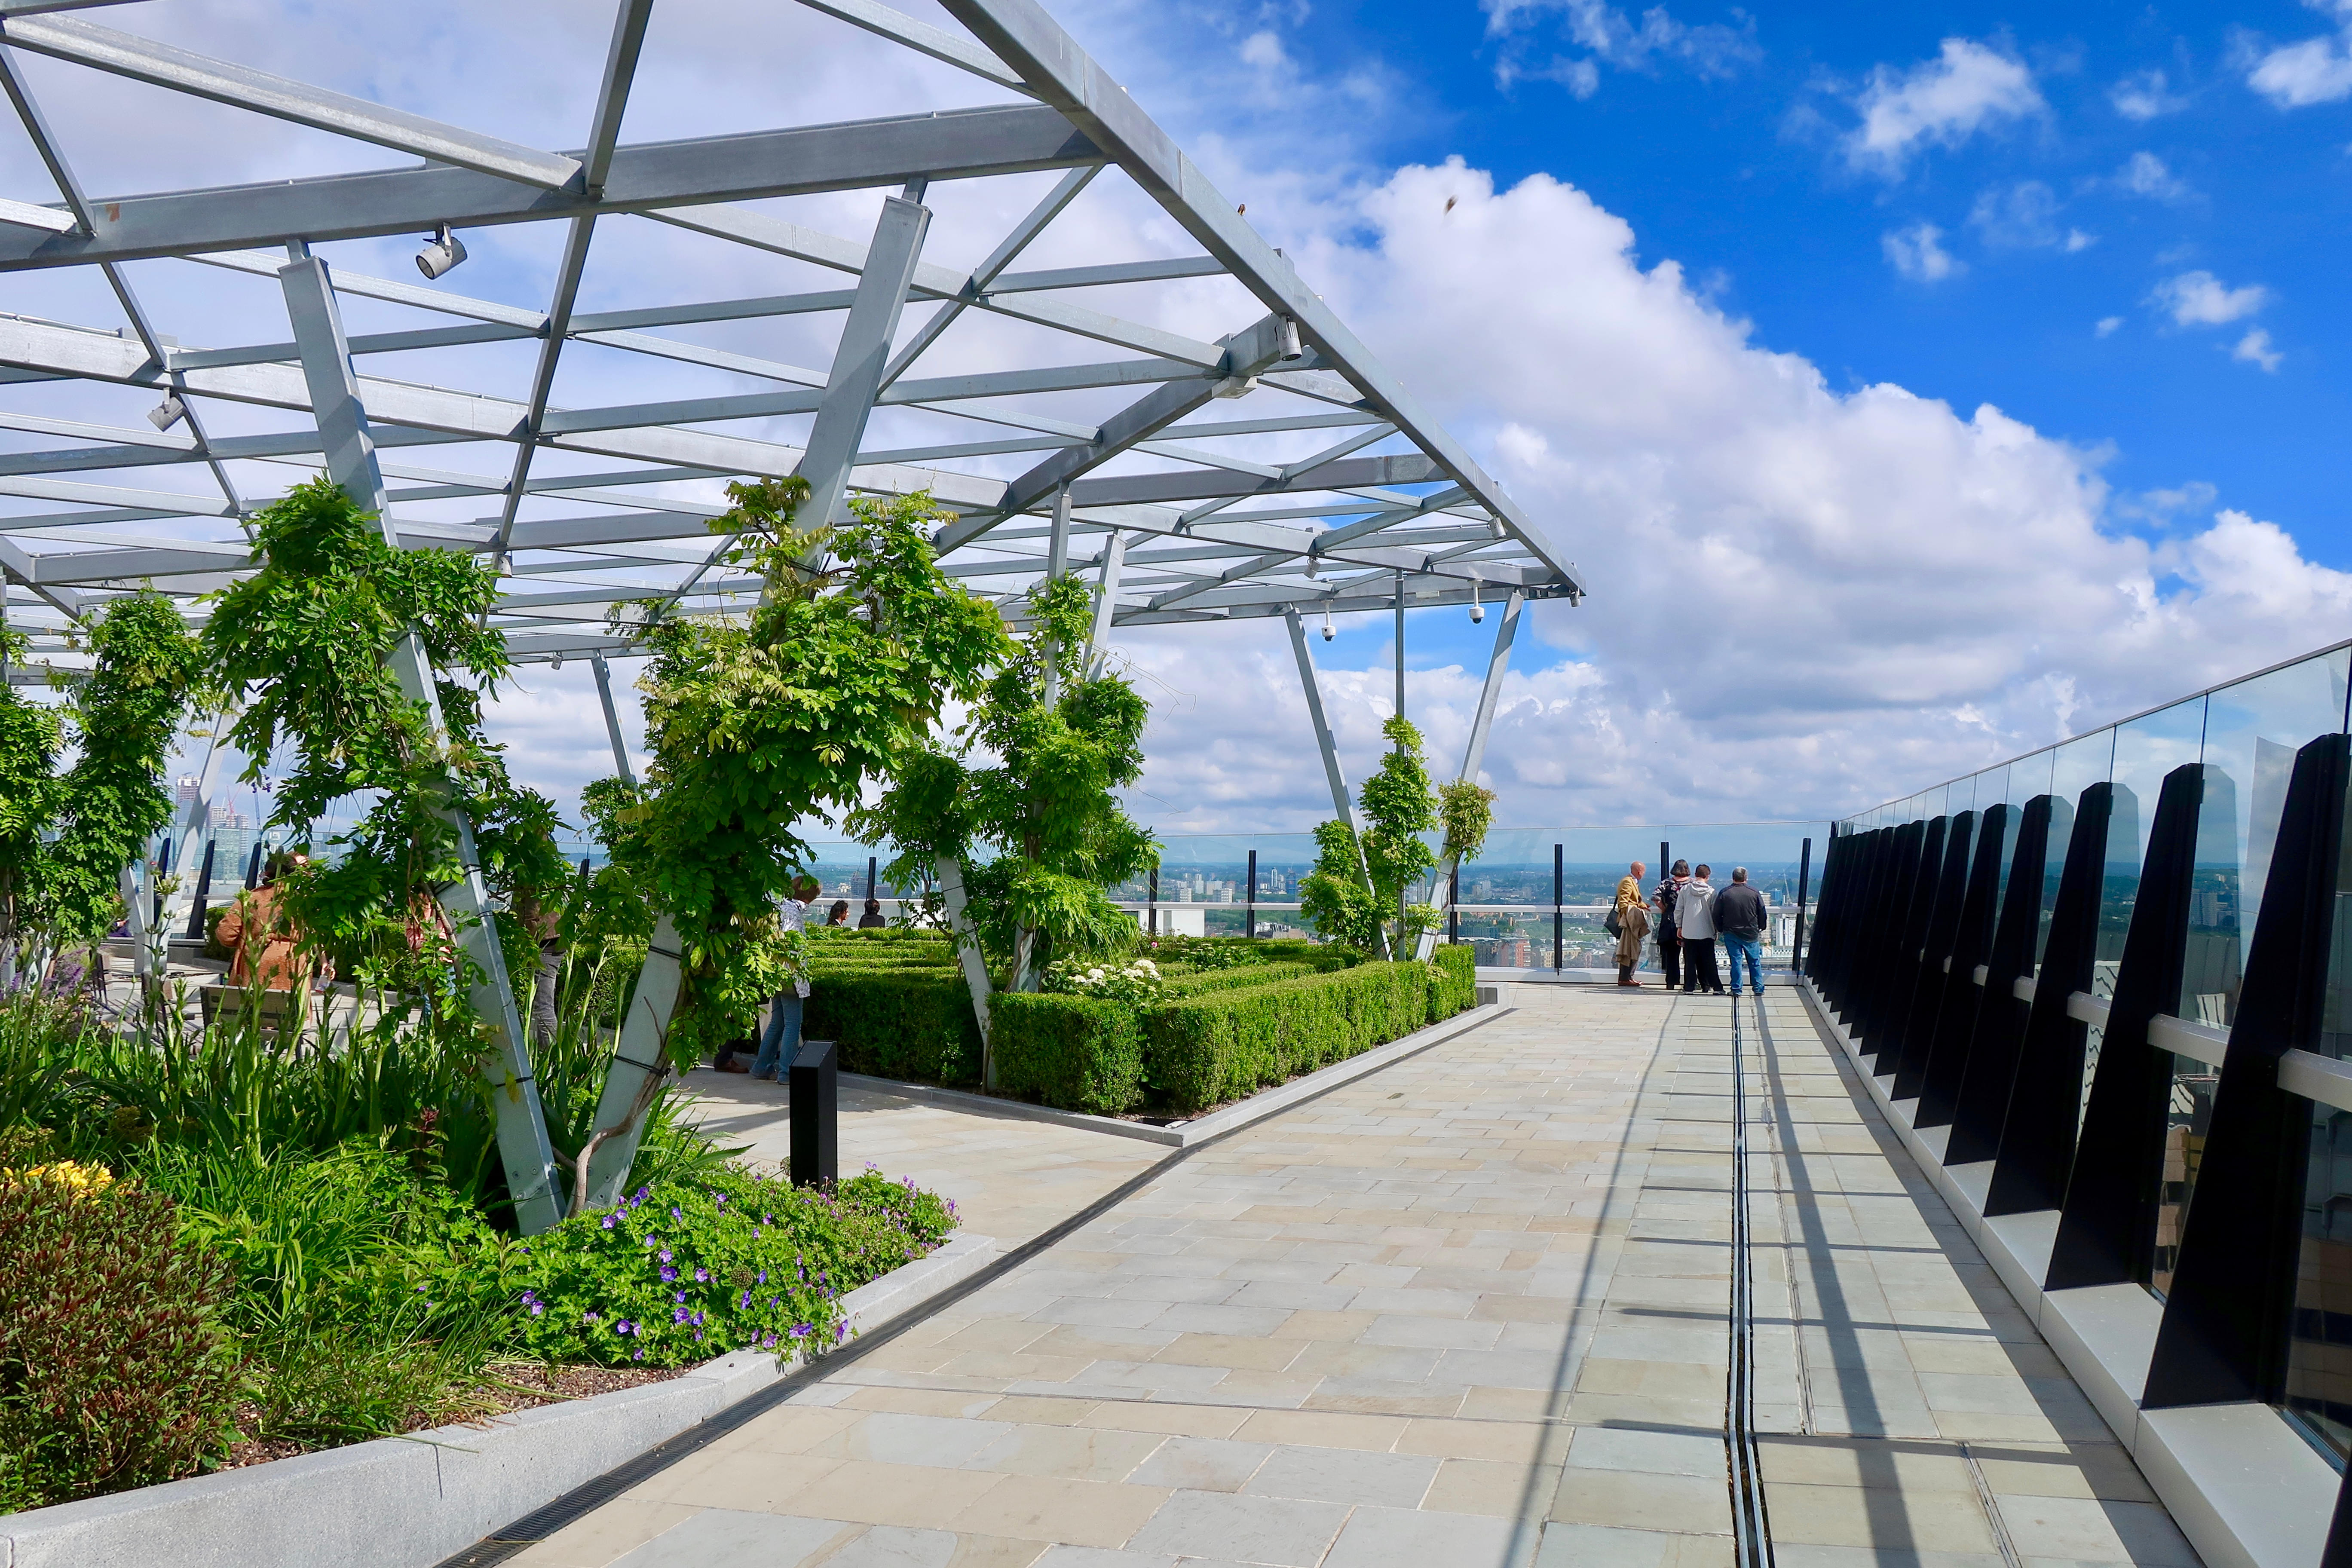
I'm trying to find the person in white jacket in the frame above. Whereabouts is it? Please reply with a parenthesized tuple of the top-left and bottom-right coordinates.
(1677, 865, 1725, 995)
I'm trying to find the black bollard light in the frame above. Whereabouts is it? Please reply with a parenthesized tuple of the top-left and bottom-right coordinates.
(789, 1038, 839, 1188)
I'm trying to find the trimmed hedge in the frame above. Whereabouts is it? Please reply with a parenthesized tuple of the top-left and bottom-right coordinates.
(1142, 961, 1434, 1115)
(989, 993, 1144, 1114)
(1427, 943, 1475, 1022)
(1161, 962, 1312, 998)
(803, 968, 982, 1087)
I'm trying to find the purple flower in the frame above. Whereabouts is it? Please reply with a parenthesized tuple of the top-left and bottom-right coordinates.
(769, 1296, 779, 1308)
(757, 1270, 767, 1284)
(695, 1329, 705, 1341)
(614, 1320, 633, 1336)
(601, 1214, 617, 1230)
(674, 1290, 687, 1304)
(834, 1323, 846, 1343)
(671, 1206, 682, 1220)
(762, 1332, 778, 1348)
(659, 1249, 673, 1264)
(740, 1290, 753, 1308)
(636, 1185, 650, 1200)
(715, 1194, 726, 1207)
(691, 1311, 705, 1326)
(633, 1348, 645, 1361)
(660, 1265, 677, 1283)
(530, 1302, 545, 1316)
(642, 1234, 657, 1247)
(694, 1268, 709, 1283)
(674, 1307, 690, 1323)
(790, 1323, 812, 1339)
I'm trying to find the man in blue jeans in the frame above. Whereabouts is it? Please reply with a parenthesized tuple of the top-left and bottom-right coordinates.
(750, 875, 821, 1081)
(1714, 867, 1769, 997)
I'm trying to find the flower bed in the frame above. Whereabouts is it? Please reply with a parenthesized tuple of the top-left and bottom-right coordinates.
(0, 994, 959, 1519)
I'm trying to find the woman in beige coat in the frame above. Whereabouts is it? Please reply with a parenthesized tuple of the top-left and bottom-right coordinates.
(1614, 861, 1651, 988)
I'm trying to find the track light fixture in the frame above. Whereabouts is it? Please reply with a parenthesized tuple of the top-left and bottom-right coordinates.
(1470, 580, 1484, 624)
(416, 223, 468, 279)
(1321, 606, 1334, 642)
(1303, 553, 1317, 579)
(147, 392, 187, 432)
(551, 655, 564, 671)
(1276, 317, 1304, 361)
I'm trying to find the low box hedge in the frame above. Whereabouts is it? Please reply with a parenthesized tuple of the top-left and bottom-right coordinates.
(1161, 962, 1312, 998)
(1141, 960, 1435, 1115)
(989, 993, 1144, 1115)
(803, 968, 982, 1087)
(1427, 943, 1475, 1022)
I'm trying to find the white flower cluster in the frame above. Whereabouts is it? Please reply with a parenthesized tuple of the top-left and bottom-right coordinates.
(1044, 956, 1165, 1004)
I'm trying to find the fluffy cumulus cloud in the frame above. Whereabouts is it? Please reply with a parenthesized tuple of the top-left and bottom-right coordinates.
(1968, 181, 2092, 251)
(1845, 38, 2045, 175)
(2150, 270, 2271, 326)
(1880, 221, 1963, 281)
(2244, 0, 2352, 107)
(1091, 161, 2352, 829)
(2111, 151, 2192, 202)
(2109, 67, 2190, 120)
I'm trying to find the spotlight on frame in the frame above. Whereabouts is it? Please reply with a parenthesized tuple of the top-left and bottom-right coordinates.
(146, 392, 187, 432)
(416, 223, 468, 280)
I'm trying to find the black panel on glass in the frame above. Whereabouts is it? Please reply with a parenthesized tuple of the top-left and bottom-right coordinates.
(2144, 732, 2351, 1409)
(1864, 821, 1937, 1060)
(1986, 784, 2113, 1218)
(1945, 796, 2056, 1166)
(1893, 813, 1978, 1101)
(1836, 828, 1890, 1026)
(1822, 829, 1871, 1017)
(1918, 803, 2014, 1129)
(2048, 764, 2208, 1292)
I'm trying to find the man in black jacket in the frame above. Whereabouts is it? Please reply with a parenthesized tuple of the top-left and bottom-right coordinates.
(1714, 867, 1769, 996)
(1652, 861, 1689, 990)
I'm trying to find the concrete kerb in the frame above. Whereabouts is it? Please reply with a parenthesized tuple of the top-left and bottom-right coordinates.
(836, 998, 1508, 1148)
(0, 1231, 997, 1568)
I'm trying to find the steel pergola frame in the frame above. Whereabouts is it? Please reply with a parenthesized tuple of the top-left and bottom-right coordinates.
(0, 0, 1580, 671)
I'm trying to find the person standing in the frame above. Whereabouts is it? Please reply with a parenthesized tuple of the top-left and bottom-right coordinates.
(1613, 860, 1651, 988)
(1652, 861, 1690, 991)
(1678, 864, 1723, 995)
(1714, 867, 1768, 997)
(856, 897, 887, 929)
(748, 874, 820, 1081)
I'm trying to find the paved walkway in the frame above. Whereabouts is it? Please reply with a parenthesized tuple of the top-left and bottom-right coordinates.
(681, 1072, 1163, 1249)
(514, 989, 2199, 1568)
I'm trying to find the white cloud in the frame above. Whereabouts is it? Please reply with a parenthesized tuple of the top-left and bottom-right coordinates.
(2233, 328, 2284, 371)
(1847, 38, 2045, 175)
(2110, 67, 2190, 119)
(2151, 270, 2271, 326)
(1483, 0, 1758, 95)
(2113, 150, 2193, 201)
(1094, 160, 2352, 827)
(2245, 2, 2352, 107)
(1968, 181, 2092, 251)
(1881, 222, 1963, 281)
(2096, 315, 2125, 337)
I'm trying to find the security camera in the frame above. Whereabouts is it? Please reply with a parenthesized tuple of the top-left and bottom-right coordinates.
(416, 223, 468, 280)
(1321, 608, 1335, 642)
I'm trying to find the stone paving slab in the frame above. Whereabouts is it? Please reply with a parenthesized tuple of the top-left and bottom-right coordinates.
(509, 990, 2202, 1568)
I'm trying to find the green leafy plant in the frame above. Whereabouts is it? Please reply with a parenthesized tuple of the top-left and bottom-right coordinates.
(1300, 715, 1443, 957)
(0, 591, 203, 977)
(508, 1164, 956, 1368)
(0, 1165, 241, 1513)
(857, 573, 1158, 1005)
(990, 992, 1144, 1114)
(588, 481, 1009, 1063)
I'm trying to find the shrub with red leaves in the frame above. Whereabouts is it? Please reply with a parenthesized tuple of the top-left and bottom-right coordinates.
(0, 1167, 241, 1512)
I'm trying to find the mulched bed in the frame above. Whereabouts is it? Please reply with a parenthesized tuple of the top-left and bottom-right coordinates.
(214, 1363, 690, 1472)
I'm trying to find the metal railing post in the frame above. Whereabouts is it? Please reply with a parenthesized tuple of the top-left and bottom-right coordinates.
(1792, 836, 1812, 971)
(1553, 843, 1563, 972)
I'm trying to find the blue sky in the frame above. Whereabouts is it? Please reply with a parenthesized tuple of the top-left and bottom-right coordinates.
(1192, 0, 2351, 561)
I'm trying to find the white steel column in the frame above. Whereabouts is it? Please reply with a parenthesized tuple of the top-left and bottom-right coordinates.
(937, 853, 997, 1086)
(1083, 530, 1126, 677)
(591, 654, 635, 785)
(1417, 588, 1522, 960)
(278, 247, 566, 1235)
(796, 187, 932, 527)
(1286, 607, 1390, 960)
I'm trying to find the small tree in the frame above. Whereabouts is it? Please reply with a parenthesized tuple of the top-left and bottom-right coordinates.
(855, 574, 1158, 995)
(0, 591, 204, 980)
(588, 479, 1010, 1063)
(200, 476, 565, 1002)
(1299, 714, 1440, 957)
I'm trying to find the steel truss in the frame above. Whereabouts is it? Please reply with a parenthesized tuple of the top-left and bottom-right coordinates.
(0, 0, 1579, 668)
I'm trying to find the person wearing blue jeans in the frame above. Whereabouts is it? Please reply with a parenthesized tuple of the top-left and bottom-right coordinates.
(750, 875, 820, 1080)
(1712, 867, 1770, 997)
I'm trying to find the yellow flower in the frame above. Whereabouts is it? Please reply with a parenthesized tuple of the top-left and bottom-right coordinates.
(7, 1161, 117, 1194)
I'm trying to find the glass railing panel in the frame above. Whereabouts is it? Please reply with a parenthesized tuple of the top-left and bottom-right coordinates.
(2281, 773, 2352, 1464)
